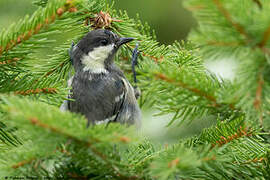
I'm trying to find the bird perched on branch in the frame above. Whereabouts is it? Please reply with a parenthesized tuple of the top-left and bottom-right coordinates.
(61, 29, 141, 127)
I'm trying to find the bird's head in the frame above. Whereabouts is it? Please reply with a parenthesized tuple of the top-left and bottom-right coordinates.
(72, 29, 134, 73)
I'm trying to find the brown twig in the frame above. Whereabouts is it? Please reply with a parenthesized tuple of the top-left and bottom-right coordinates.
(0, 58, 20, 65)
(14, 88, 58, 96)
(29, 117, 98, 154)
(142, 52, 164, 63)
(67, 173, 88, 180)
(240, 157, 265, 164)
(253, 73, 264, 125)
(212, 126, 252, 148)
(12, 158, 35, 169)
(212, 0, 249, 41)
(45, 62, 65, 77)
(253, 73, 264, 110)
(259, 47, 270, 57)
(168, 158, 180, 168)
(155, 73, 218, 107)
(202, 156, 216, 161)
(11, 140, 72, 170)
(258, 25, 270, 48)
(206, 41, 241, 47)
(127, 44, 164, 63)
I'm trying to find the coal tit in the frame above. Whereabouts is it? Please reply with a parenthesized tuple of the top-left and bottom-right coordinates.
(61, 29, 141, 127)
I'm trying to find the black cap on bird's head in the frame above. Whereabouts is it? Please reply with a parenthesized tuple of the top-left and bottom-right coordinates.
(78, 29, 134, 53)
(72, 29, 134, 72)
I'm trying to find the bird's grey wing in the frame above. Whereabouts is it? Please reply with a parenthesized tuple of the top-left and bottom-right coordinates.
(104, 65, 141, 126)
(97, 76, 141, 127)
(115, 78, 141, 127)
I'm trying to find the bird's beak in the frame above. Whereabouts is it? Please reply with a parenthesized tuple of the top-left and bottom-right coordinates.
(117, 37, 134, 47)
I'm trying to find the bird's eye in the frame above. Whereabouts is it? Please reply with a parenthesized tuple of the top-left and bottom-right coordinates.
(100, 39, 108, 46)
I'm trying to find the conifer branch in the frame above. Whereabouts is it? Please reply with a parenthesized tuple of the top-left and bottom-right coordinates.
(259, 47, 270, 57)
(66, 173, 88, 180)
(212, 126, 252, 147)
(10, 140, 71, 170)
(258, 25, 270, 48)
(1, 0, 270, 178)
(0, 0, 77, 58)
(28, 117, 100, 155)
(14, 88, 58, 96)
(206, 41, 241, 47)
(254, 73, 264, 111)
(240, 157, 265, 164)
(44, 62, 66, 77)
(0, 58, 20, 65)
(202, 156, 216, 161)
(141, 52, 164, 63)
(167, 158, 180, 168)
(127, 44, 164, 63)
(212, 0, 249, 41)
(12, 158, 35, 169)
(254, 73, 264, 125)
(155, 73, 218, 107)
(28, 117, 138, 180)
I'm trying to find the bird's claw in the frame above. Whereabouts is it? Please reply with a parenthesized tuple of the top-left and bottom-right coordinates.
(132, 43, 140, 99)
(132, 43, 139, 66)
(132, 43, 140, 84)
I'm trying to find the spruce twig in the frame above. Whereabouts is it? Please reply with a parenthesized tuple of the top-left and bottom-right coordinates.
(212, 0, 250, 41)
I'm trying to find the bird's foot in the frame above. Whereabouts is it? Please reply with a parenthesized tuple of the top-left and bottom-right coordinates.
(131, 42, 140, 84)
(132, 43, 141, 99)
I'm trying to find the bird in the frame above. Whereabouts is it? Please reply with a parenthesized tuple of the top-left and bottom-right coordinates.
(60, 29, 141, 127)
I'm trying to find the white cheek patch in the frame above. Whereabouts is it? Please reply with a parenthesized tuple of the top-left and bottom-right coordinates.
(81, 44, 114, 74)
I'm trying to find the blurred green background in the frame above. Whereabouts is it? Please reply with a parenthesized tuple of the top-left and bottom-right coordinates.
(114, 0, 196, 44)
(0, 0, 196, 44)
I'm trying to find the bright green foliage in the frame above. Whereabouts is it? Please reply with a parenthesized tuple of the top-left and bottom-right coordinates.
(1, 0, 270, 179)
(0, 96, 137, 177)
(185, 0, 270, 128)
